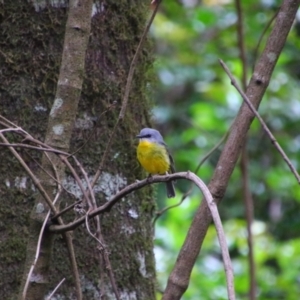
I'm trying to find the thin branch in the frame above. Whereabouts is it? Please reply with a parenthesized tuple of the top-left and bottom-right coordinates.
(163, 2, 300, 299)
(60, 155, 93, 208)
(63, 231, 82, 299)
(0, 133, 58, 214)
(73, 156, 120, 299)
(234, 0, 256, 298)
(90, 0, 162, 189)
(50, 171, 235, 299)
(184, 172, 235, 300)
(119, 0, 161, 119)
(22, 190, 62, 299)
(51, 200, 82, 221)
(0, 114, 20, 128)
(219, 59, 300, 184)
(49, 175, 190, 233)
(241, 147, 256, 300)
(0, 142, 70, 155)
(45, 150, 82, 300)
(72, 157, 96, 209)
(102, 249, 120, 300)
(23, 149, 79, 200)
(0, 127, 23, 134)
(85, 211, 104, 246)
(153, 131, 227, 224)
(17, 146, 82, 299)
(252, 9, 279, 72)
(46, 278, 65, 300)
(235, 0, 247, 89)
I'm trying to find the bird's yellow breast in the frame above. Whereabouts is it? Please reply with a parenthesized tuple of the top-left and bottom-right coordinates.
(137, 140, 170, 175)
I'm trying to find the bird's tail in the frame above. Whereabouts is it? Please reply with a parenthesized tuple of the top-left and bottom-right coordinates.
(165, 181, 175, 198)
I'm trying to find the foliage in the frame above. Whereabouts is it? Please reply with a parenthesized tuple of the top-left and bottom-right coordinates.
(151, 0, 300, 299)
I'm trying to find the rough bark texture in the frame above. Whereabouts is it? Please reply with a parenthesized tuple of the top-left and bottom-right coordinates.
(0, 1, 156, 299)
(16, 1, 94, 299)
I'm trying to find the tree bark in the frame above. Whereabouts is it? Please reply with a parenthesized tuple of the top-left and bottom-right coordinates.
(0, 1, 156, 299)
(18, 0, 93, 299)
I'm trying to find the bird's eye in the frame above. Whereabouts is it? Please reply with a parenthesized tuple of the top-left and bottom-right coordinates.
(146, 134, 151, 138)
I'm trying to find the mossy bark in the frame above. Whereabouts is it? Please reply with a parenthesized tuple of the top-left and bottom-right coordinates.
(0, 1, 156, 299)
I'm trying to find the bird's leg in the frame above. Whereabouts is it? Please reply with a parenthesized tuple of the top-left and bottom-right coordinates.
(147, 174, 153, 182)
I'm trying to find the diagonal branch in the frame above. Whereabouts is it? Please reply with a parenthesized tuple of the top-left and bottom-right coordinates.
(162, 1, 300, 299)
(219, 59, 300, 183)
(90, 0, 162, 188)
(0, 133, 57, 214)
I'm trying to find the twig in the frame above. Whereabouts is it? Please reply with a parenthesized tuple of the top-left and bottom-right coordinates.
(0, 133, 58, 214)
(252, 9, 279, 72)
(4, 128, 81, 299)
(90, 0, 162, 189)
(119, 0, 161, 119)
(51, 200, 82, 221)
(0, 142, 70, 155)
(75, 156, 120, 300)
(153, 132, 227, 224)
(241, 147, 256, 300)
(22, 190, 62, 299)
(184, 172, 235, 300)
(49, 174, 193, 233)
(60, 155, 93, 208)
(72, 156, 96, 209)
(85, 210, 105, 246)
(219, 59, 300, 184)
(163, 2, 300, 299)
(0, 127, 23, 134)
(0, 114, 20, 128)
(234, 0, 256, 298)
(21, 149, 75, 196)
(102, 248, 120, 300)
(235, 0, 247, 89)
(49, 171, 235, 299)
(44, 151, 82, 300)
(84, 211, 120, 299)
(46, 278, 65, 300)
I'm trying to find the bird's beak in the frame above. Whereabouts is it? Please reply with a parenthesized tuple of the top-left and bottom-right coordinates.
(136, 134, 143, 139)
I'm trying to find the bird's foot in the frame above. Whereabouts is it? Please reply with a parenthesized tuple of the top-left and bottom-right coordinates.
(147, 174, 153, 182)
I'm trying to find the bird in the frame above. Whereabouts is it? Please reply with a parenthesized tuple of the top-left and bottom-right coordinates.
(136, 128, 176, 198)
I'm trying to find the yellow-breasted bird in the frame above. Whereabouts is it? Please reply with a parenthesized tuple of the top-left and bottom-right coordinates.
(136, 128, 176, 198)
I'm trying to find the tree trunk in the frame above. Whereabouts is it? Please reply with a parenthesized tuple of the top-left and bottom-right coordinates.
(0, 1, 156, 299)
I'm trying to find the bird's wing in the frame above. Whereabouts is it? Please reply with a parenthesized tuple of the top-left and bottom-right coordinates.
(168, 152, 176, 174)
(158, 140, 176, 174)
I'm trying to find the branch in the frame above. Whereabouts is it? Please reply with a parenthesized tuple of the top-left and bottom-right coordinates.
(252, 9, 279, 72)
(234, 0, 256, 298)
(74, 157, 120, 300)
(162, 1, 300, 299)
(50, 172, 236, 300)
(0, 133, 58, 214)
(45, 278, 65, 300)
(22, 188, 62, 299)
(240, 147, 256, 299)
(18, 0, 94, 298)
(90, 0, 162, 188)
(234, 0, 247, 90)
(0, 142, 69, 155)
(219, 59, 300, 184)
(153, 131, 227, 224)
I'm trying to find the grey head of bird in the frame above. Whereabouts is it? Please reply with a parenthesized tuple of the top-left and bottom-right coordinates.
(136, 128, 165, 145)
